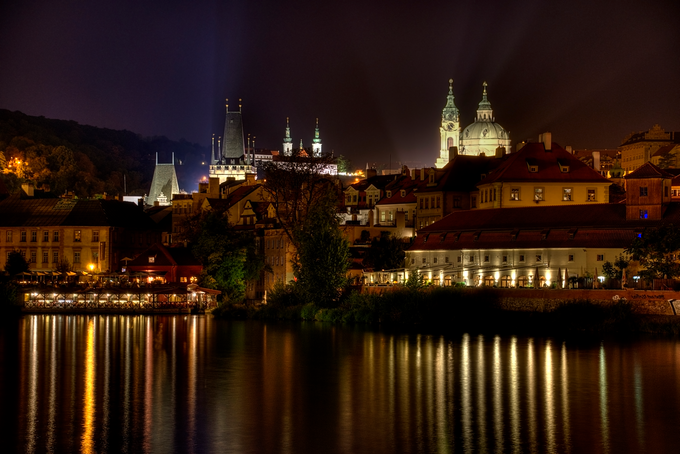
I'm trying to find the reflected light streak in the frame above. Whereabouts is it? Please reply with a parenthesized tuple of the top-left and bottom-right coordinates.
(26, 316, 38, 454)
(476, 335, 487, 453)
(527, 338, 537, 453)
(544, 340, 556, 453)
(509, 337, 521, 454)
(561, 342, 571, 452)
(461, 334, 472, 453)
(47, 316, 57, 450)
(81, 318, 96, 453)
(493, 336, 503, 454)
(600, 344, 610, 454)
(435, 336, 449, 451)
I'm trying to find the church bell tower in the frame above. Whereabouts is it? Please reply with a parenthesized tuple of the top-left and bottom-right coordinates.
(435, 79, 460, 168)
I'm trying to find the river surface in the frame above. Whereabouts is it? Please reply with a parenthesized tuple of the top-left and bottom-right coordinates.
(1, 315, 680, 453)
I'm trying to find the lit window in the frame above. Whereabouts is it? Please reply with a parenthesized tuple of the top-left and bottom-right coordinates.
(149, 256, 155, 263)
(74, 230, 81, 242)
(563, 188, 572, 201)
(534, 187, 544, 201)
(587, 189, 596, 202)
(597, 254, 604, 261)
(510, 188, 520, 201)
(639, 210, 648, 219)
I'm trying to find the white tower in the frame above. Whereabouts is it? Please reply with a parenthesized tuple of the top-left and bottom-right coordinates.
(312, 118, 322, 157)
(282, 117, 293, 156)
(435, 79, 460, 168)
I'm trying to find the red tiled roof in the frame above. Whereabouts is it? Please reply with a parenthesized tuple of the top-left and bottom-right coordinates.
(651, 144, 676, 157)
(624, 161, 675, 179)
(418, 202, 680, 234)
(479, 142, 610, 185)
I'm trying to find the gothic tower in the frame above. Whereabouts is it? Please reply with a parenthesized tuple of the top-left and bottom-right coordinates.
(221, 99, 245, 160)
(312, 118, 322, 157)
(435, 79, 460, 168)
(282, 117, 293, 156)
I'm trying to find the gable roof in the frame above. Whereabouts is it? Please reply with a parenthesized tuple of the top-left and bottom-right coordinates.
(478, 142, 610, 185)
(624, 161, 675, 179)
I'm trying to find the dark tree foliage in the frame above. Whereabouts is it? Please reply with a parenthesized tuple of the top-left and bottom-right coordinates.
(260, 150, 340, 249)
(625, 223, 680, 280)
(362, 231, 406, 271)
(292, 189, 350, 307)
(178, 208, 264, 304)
(4, 250, 29, 277)
(0, 109, 208, 197)
(601, 255, 630, 280)
(336, 155, 353, 173)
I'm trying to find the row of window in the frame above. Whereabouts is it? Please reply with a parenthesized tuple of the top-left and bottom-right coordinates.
(419, 196, 441, 210)
(411, 253, 605, 265)
(8, 250, 100, 264)
(507, 187, 595, 202)
(3, 230, 100, 243)
(266, 238, 285, 249)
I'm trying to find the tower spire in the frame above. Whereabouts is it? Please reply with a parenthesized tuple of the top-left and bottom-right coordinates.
(476, 81, 493, 121)
(442, 78, 459, 121)
(312, 117, 322, 156)
(282, 117, 293, 156)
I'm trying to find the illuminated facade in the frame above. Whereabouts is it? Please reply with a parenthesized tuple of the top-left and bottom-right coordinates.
(435, 80, 511, 167)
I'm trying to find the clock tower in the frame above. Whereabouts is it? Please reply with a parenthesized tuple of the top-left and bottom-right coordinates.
(435, 79, 460, 168)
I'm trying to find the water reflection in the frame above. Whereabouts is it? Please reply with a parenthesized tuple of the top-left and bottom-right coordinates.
(5, 315, 680, 453)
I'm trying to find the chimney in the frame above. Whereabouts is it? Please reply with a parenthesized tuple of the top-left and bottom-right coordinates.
(566, 145, 573, 154)
(209, 177, 220, 197)
(450, 146, 458, 158)
(592, 151, 601, 171)
(420, 168, 425, 180)
(21, 183, 35, 197)
(411, 169, 417, 179)
(516, 141, 527, 152)
(495, 146, 506, 158)
(542, 132, 552, 151)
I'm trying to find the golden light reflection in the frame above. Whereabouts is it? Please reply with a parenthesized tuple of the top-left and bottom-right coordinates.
(634, 360, 645, 449)
(561, 342, 571, 451)
(527, 338, 537, 452)
(600, 343, 610, 453)
(26, 316, 38, 454)
(493, 335, 503, 454)
(544, 340, 556, 453)
(509, 337, 521, 453)
(461, 334, 472, 453)
(82, 318, 96, 453)
(476, 335, 487, 453)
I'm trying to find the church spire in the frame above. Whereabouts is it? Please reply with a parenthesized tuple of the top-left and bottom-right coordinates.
(442, 78, 459, 121)
(312, 118, 322, 157)
(282, 117, 293, 156)
(476, 81, 493, 121)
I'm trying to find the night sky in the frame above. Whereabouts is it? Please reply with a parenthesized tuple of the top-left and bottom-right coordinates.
(1, 0, 678, 169)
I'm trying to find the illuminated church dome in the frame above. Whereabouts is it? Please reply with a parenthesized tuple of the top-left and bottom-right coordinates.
(459, 82, 511, 156)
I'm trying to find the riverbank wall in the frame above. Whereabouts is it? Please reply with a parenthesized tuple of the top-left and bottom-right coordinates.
(364, 287, 680, 316)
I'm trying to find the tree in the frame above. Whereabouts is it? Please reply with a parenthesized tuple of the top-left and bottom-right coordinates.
(336, 155, 352, 174)
(4, 250, 29, 277)
(362, 231, 406, 271)
(260, 150, 340, 249)
(658, 150, 677, 169)
(178, 208, 264, 304)
(602, 255, 630, 280)
(625, 223, 680, 280)
(292, 189, 350, 307)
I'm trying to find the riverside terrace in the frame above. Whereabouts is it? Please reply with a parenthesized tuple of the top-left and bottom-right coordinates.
(18, 283, 220, 314)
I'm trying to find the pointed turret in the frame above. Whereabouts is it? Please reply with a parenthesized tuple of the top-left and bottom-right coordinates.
(435, 78, 461, 168)
(475, 81, 494, 122)
(312, 118, 322, 156)
(282, 117, 293, 156)
(442, 78, 459, 122)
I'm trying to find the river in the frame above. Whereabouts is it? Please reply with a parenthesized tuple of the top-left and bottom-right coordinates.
(1, 314, 679, 453)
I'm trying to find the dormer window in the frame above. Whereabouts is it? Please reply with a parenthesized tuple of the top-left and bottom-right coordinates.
(560, 165, 570, 173)
(529, 166, 538, 173)
(401, 190, 406, 197)
(148, 256, 155, 264)
(386, 191, 392, 198)
(526, 159, 539, 173)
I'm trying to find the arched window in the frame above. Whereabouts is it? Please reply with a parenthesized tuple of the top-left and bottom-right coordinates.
(447, 137, 454, 148)
(500, 276, 512, 288)
(517, 276, 529, 287)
